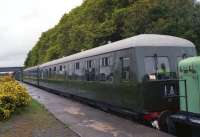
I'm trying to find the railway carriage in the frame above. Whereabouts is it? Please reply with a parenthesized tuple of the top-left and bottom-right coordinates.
(23, 34, 196, 129)
(23, 66, 39, 86)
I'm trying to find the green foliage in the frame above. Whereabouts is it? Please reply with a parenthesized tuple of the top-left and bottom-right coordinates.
(24, 0, 200, 67)
(44, 44, 61, 61)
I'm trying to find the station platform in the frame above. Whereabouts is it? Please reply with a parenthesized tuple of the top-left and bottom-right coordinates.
(23, 83, 174, 137)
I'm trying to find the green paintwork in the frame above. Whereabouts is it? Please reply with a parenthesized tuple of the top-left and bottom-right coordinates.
(142, 80, 179, 112)
(39, 79, 143, 112)
(23, 77, 38, 85)
(38, 78, 178, 113)
(179, 57, 200, 114)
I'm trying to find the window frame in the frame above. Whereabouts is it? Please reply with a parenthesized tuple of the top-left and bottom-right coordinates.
(75, 62, 80, 70)
(120, 57, 130, 81)
(54, 66, 56, 72)
(144, 56, 170, 75)
(101, 57, 109, 67)
(86, 60, 93, 69)
(59, 65, 63, 71)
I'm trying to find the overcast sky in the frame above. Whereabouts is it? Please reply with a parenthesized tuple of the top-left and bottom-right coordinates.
(0, 0, 82, 67)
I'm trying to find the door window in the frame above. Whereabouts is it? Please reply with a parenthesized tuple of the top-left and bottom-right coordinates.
(144, 57, 170, 74)
(144, 56, 170, 80)
(144, 57, 156, 75)
(121, 57, 130, 81)
(157, 57, 170, 73)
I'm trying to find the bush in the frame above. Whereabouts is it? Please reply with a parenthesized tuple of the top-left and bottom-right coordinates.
(0, 76, 31, 120)
(0, 76, 13, 82)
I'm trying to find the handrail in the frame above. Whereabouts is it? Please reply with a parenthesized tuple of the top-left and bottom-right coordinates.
(179, 79, 189, 120)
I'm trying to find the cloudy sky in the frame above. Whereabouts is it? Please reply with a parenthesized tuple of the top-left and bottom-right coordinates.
(0, 0, 82, 67)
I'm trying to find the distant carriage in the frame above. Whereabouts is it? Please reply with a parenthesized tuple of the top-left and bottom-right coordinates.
(23, 34, 196, 129)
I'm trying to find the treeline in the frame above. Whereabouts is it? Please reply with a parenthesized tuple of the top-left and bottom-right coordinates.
(25, 0, 200, 67)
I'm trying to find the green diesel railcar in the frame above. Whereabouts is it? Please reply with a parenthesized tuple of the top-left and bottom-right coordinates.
(171, 57, 200, 137)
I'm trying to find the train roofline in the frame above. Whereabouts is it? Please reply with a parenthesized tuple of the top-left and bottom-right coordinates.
(25, 34, 196, 69)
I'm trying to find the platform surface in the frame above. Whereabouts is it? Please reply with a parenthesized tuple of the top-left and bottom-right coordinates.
(23, 83, 175, 137)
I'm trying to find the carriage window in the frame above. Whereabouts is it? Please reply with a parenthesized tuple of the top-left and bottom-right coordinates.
(157, 57, 170, 73)
(48, 68, 52, 76)
(86, 60, 95, 81)
(75, 62, 80, 70)
(60, 65, 62, 71)
(144, 57, 170, 74)
(54, 67, 56, 71)
(121, 57, 130, 81)
(102, 57, 109, 67)
(87, 60, 93, 69)
(144, 57, 156, 74)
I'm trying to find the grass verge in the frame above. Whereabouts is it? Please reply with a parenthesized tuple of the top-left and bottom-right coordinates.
(0, 99, 78, 137)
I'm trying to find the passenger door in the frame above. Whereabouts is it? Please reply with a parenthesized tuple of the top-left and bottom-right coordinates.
(120, 57, 130, 81)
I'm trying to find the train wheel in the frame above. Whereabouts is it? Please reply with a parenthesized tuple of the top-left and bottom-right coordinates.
(158, 110, 174, 132)
(99, 104, 109, 112)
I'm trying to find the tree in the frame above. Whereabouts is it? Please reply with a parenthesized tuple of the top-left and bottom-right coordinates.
(24, 0, 200, 67)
